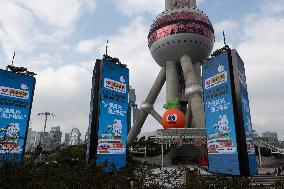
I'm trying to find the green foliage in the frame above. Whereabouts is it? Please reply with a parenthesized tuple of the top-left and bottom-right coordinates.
(163, 98, 179, 109)
(0, 157, 275, 189)
(0, 147, 277, 189)
(52, 144, 87, 163)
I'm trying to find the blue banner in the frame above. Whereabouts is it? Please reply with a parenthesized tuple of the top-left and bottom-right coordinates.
(96, 61, 129, 171)
(203, 51, 240, 175)
(235, 52, 258, 175)
(0, 69, 35, 163)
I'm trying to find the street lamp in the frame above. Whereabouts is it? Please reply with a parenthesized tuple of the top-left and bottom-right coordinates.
(37, 112, 55, 145)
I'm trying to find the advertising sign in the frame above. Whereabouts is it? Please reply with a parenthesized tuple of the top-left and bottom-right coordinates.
(0, 69, 35, 163)
(234, 51, 258, 175)
(203, 51, 240, 175)
(95, 60, 129, 170)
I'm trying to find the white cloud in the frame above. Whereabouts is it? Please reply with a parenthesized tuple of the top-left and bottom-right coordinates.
(79, 17, 166, 133)
(25, 53, 64, 71)
(30, 63, 93, 134)
(74, 39, 99, 53)
(262, 0, 284, 15)
(1, 0, 283, 141)
(214, 20, 239, 35)
(237, 14, 284, 138)
(27, 17, 159, 135)
(0, 1, 44, 56)
(108, 1, 284, 139)
(21, 0, 96, 29)
(0, 0, 96, 59)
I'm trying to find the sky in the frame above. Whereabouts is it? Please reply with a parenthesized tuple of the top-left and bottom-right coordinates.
(0, 0, 283, 140)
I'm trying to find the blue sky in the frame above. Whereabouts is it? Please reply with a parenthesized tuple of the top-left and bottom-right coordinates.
(0, 0, 283, 140)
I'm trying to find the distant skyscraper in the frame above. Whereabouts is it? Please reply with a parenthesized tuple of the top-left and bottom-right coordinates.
(35, 131, 49, 146)
(69, 127, 81, 145)
(50, 126, 62, 144)
(262, 131, 278, 142)
(129, 86, 139, 128)
(25, 128, 37, 152)
(84, 128, 90, 144)
(35, 131, 55, 151)
(64, 133, 70, 145)
(252, 130, 259, 138)
(129, 86, 136, 105)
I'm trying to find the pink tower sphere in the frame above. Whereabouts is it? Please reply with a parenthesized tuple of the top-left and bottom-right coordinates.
(148, 5, 215, 67)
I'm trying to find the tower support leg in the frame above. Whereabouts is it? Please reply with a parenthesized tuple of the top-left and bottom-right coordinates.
(193, 61, 201, 85)
(180, 55, 205, 128)
(127, 68, 166, 143)
(166, 61, 180, 102)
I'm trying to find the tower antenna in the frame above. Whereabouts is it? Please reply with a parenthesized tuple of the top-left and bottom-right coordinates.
(11, 52, 15, 66)
(223, 30, 227, 46)
(105, 40, 109, 56)
(6, 51, 16, 71)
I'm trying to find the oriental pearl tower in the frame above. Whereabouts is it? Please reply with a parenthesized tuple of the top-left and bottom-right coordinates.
(127, 0, 214, 143)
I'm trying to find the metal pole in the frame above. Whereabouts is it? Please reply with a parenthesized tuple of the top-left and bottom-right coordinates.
(161, 144, 164, 167)
(258, 146, 263, 168)
(43, 114, 48, 147)
(44, 114, 47, 133)
(38, 112, 55, 149)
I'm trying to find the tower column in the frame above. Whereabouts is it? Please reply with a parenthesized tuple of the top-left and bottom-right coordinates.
(165, 0, 173, 10)
(166, 61, 180, 102)
(193, 61, 202, 85)
(180, 55, 205, 128)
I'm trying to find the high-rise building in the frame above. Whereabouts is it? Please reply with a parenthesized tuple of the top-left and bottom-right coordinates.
(35, 131, 53, 151)
(69, 127, 81, 146)
(128, 86, 139, 131)
(252, 130, 259, 138)
(262, 131, 278, 142)
(25, 128, 37, 152)
(50, 126, 62, 144)
(84, 128, 90, 144)
(64, 133, 70, 145)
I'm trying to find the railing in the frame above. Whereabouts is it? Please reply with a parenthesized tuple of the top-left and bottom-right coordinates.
(253, 138, 284, 155)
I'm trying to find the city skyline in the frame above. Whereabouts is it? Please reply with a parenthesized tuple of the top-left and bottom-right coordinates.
(0, 0, 283, 139)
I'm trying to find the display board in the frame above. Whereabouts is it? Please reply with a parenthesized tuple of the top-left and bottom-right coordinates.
(203, 49, 258, 176)
(233, 51, 258, 175)
(0, 69, 36, 163)
(203, 51, 240, 175)
(87, 58, 129, 171)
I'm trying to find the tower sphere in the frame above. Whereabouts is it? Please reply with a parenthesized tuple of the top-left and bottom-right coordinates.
(148, 7, 215, 67)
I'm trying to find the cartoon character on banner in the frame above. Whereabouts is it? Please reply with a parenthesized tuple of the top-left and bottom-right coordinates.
(213, 115, 231, 137)
(107, 119, 123, 139)
(0, 123, 20, 151)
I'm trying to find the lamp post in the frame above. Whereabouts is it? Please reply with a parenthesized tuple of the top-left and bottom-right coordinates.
(37, 112, 55, 145)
